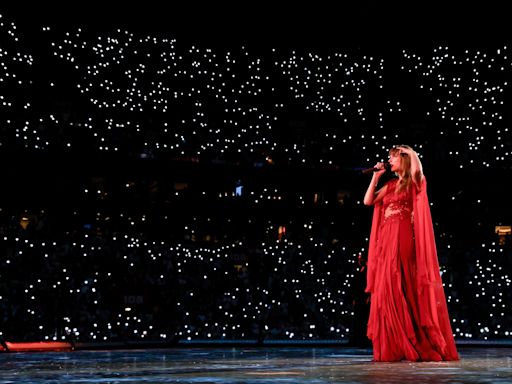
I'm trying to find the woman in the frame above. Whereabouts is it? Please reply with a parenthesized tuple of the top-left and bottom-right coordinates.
(363, 145, 459, 362)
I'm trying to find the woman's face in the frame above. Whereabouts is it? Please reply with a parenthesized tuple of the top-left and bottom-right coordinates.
(388, 152, 402, 172)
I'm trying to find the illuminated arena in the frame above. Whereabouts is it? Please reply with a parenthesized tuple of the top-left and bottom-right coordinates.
(1, 2, 511, 382)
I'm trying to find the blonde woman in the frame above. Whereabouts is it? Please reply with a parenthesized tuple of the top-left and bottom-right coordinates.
(363, 145, 459, 362)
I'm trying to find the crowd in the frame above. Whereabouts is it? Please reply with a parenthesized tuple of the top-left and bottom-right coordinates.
(0, 11, 511, 344)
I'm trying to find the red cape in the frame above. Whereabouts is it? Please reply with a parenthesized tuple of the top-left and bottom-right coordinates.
(365, 177, 458, 359)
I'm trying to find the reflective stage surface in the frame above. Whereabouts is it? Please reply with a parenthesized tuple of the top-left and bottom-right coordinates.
(1, 346, 511, 383)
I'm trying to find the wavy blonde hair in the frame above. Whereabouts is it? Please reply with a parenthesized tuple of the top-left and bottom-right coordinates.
(389, 144, 413, 192)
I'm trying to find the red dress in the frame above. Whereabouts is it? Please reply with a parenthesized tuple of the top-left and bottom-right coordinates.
(365, 177, 459, 362)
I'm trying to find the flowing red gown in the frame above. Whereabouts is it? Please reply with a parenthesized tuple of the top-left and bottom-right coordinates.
(365, 177, 459, 362)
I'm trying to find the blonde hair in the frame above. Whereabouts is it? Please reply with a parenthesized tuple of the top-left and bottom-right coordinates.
(389, 144, 413, 192)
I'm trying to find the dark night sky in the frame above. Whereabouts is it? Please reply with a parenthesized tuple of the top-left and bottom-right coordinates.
(3, 1, 509, 49)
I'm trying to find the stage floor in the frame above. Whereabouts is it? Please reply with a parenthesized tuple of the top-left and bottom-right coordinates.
(1, 346, 511, 383)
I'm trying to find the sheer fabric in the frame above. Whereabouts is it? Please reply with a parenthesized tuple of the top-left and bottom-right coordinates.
(365, 177, 459, 361)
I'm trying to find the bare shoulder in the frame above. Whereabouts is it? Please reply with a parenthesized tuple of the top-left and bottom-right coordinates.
(413, 173, 425, 192)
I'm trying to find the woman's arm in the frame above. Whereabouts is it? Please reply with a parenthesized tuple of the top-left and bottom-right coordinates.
(400, 146, 424, 187)
(363, 163, 387, 206)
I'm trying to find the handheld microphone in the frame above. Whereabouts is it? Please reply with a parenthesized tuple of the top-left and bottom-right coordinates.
(361, 163, 390, 174)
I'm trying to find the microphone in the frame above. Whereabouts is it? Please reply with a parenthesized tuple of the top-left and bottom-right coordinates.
(361, 163, 390, 174)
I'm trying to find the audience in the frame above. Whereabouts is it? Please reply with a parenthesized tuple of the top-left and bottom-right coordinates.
(0, 12, 510, 344)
